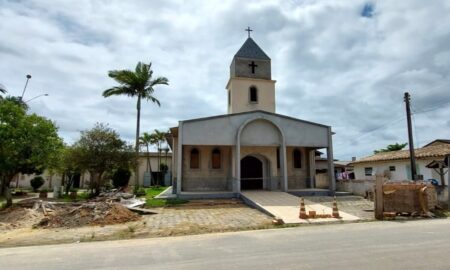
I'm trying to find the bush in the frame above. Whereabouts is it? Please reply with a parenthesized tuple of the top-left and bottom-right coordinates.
(112, 167, 131, 188)
(30, 176, 45, 192)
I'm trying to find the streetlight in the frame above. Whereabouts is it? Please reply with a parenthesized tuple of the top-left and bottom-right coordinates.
(24, 93, 48, 103)
(20, 74, 32, 100)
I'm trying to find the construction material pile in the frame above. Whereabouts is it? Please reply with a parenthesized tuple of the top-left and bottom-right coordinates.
(35, 201, 141, 228)
(0, 191, 146, 230)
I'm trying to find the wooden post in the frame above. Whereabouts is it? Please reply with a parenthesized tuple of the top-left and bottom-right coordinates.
(375, 174, 384, 220)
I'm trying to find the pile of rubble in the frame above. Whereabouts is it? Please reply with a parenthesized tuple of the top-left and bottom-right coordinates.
(0, 191, 150, 230)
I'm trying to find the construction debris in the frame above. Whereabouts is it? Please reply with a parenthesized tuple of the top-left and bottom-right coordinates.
(0, 191, 145, 230)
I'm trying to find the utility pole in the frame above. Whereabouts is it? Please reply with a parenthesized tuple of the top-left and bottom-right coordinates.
(404, 92, 417, 180)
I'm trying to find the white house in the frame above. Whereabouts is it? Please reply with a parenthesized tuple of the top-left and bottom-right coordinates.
(352, 140, 450, 185)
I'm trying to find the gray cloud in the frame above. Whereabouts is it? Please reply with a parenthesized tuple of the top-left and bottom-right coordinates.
(1, 0, 450, 159)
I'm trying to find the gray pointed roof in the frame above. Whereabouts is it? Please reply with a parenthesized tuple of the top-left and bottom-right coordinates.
(234, 38, 270, 60)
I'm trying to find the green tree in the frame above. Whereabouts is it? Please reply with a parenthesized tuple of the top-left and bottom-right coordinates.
(71, 123, 135, 195)
(102, 62, 168, 188)
(151, 129, 167, 184)
(0, 100, 63, 207)
(139, 132, 154, 184)
(0, 84, 6, 99)
(374, 143, 408, 154)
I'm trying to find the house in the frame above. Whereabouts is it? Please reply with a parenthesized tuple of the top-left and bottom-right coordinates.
(167, 35, 335, 198)
(11, 153, 172, 190)
(351, 140, 450, 185)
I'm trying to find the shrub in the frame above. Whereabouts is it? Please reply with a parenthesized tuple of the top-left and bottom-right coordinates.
(30, 176, 45, 192)
(112, 167, 131, 188)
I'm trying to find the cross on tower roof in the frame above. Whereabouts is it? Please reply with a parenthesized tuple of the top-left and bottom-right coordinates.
(245, 26, 253, 38)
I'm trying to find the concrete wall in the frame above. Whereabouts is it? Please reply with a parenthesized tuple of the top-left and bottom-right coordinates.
(336, 179, 375, 197)
(182, 111, 329, 147)
(227, 77, 275, 114)
(12, 155, 171, 190)
(182, 145, 232, 191)
(286, 147, 308, 189)
(353, 158, 447, 184)
(240, 119, 281, 146)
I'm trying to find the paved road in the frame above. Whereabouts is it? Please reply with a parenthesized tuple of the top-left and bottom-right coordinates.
(1, 219, 449, 270)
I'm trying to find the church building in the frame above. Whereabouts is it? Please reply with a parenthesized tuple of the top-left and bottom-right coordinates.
(168, 34, 335, 198)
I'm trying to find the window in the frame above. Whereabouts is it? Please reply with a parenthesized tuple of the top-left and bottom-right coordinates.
(293, 149, 302, 168)
(190, 148, 199, 169)
(389, 166, 396, 171)
(212, 148, 221, 169)
(276, 148, 280, 169)
(364, 167, 373, 176)
(249, 86, 258, 103)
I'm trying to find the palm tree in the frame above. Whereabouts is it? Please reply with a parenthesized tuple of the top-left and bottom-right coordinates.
(103, 62, 169, 188)
(0, 84, 7, 100)
(139, 132, 154, 185)
(150, 129, 167, 184)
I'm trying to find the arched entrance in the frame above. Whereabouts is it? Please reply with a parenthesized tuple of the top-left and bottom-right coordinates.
(240, 156, 263, 190)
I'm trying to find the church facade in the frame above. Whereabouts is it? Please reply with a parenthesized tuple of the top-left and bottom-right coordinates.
(168, 36, 335, 197)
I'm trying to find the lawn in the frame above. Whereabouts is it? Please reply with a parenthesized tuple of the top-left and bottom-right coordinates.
(142, 186, 188, 207)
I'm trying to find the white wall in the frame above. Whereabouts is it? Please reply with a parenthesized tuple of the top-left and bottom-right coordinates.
(353, 158, 448, 184)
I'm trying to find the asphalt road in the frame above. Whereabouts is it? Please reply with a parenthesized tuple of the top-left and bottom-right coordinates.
(1, 219, 450, 270)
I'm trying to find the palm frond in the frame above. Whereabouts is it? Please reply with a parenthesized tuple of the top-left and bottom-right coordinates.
(146, 96, 161, 106)
(108, 70, 138, 86)
(102, 86, 136, 97)
(149, 77, 169, 87)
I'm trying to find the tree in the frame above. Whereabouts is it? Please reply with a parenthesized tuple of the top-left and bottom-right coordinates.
(102, 62, 168, 189)
(374, 143, 408, 154)
(0, 84, 6, 99)
(71, 123, 135, 195)
(139, 132, 154, 184)
(151, 129, 167, 184)
(0, 100, 63, 207)
(4, 95, 28, 110)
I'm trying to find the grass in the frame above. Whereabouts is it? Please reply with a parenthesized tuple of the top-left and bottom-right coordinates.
(58, 191, 91, 202)
(142, 186, 188, 208)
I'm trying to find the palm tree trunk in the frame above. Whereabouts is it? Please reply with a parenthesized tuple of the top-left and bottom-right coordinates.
(135, 95, 141, 189)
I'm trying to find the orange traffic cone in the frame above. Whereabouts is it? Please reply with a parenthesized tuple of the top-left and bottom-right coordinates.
(332, 196, 340, 218)
(299, 198, 308, 219)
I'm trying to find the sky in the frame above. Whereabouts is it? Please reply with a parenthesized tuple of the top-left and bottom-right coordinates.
(1, 0, 450, 160)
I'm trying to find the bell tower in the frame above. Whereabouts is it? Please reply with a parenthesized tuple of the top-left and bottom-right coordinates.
(226, 29, 276, 114)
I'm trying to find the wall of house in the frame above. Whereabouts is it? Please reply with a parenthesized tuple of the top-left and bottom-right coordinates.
(182, 145, 232, 191)
(286, 147, 309, 189)
(353, 159, 447, 184)
(11, 155, 172, 190)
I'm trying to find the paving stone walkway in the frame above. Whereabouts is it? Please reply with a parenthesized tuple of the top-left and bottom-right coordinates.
(241, 191, 364, 224)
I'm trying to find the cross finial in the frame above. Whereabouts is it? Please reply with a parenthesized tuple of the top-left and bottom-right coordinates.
(245, 26, 253, 38)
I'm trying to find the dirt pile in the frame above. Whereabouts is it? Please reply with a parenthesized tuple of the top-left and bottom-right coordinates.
(0, 206, 44, 230)
(0, 199, 142, 230)
(37, 202, 141, 228)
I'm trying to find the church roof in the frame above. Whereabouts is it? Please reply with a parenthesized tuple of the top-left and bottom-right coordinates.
(234, 38, 270, 60)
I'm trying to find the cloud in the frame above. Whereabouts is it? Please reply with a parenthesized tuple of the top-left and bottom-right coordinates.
(1, 0, 450, 159)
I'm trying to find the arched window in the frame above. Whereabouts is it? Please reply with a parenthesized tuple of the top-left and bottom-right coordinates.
(190, 148, 200, 169)
(249, 86, 258, 103)
(293, 149, 302, 168)
(212, 148, 221, 169)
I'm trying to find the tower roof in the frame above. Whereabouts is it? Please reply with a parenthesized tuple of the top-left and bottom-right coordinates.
(234, 38, 270, 60)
